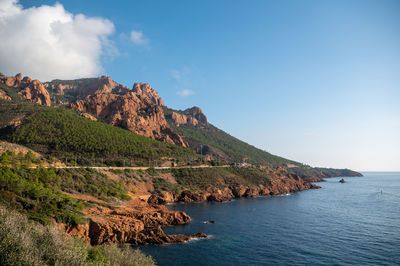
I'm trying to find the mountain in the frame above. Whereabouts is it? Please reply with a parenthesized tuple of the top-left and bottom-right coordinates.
(0, 85, 197, 167)
(0, 72, 363, 252)
(0, 73, 362, 178)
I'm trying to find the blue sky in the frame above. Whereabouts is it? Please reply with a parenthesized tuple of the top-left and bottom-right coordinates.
(8, 0, 400, 170)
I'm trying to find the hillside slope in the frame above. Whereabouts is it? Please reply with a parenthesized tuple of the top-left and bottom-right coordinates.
(165, 107, 300, 167)
(0, 86, 197, 167)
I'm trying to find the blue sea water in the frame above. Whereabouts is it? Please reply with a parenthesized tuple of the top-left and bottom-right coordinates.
(138, 172, 400, 265)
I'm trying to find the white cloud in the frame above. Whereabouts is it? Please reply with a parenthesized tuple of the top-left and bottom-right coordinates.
(177, 89, 194, 97)
(0, 0, 114, 81)
(130, 30, 148, 45)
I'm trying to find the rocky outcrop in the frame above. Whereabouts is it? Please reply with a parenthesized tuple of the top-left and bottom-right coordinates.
(70, 81, 187, 147)
(184, 106, 207, 124)
(171, 112, 199, 127)
(132, 83, 164, 106)
(169, 107, 207, 127)
(45, 75, 130, 100)
(65, 204, 206, 245)
(171, 112, 188, 126)
(0, 89, 11, 101)
(80, 112, 97, 121)
(0, 73, 51, 106)
(148, 191, 175, 204)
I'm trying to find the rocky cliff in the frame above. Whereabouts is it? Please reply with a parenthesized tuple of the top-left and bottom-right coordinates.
(169, 106, 208, 127)
(65, 202, 207, 245)
(0, 73, 51, 106)
(70, 80, 187, 147)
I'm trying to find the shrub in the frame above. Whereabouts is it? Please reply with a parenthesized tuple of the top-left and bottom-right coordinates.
(0, 205, 156, 266)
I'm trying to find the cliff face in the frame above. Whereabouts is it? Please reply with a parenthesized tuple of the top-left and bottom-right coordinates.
(0, 73, 51, 106)
(184, 106, 208, 124)
(70, 80, 187, 147)
(170, 106, 207, 127)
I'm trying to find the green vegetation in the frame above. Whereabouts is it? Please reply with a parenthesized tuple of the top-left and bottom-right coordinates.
(53, 168, 130, 201)
(0, 83, 25, 102)
(165, 107, 300, 167)
(152, 177, 183, 194)
(0, 166, 131, 224)
(45, 78, 98, 103)
(170, 167, 274, 191)
(289, 166, 362, 180)
(0, 150, 43, 167)
(0, 97, 197, 166)
(0, 166, 86, 224)
(0, 205, 155, 266)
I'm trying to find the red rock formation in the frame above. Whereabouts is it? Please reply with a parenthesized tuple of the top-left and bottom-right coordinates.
(0, 73, 51, 106)
(171, 111, 199, 127)
(0, 89, 11, 101)
(45, 75, 130, 100)
(70, 82, 187, 147)
(171, 112, 187, 126)
(65, 204, 206, 245)
(132, 83, 164, 106)
(148, 191, 175, 204)
(80, 112, 97, 121)
(184, 106, 208, 124)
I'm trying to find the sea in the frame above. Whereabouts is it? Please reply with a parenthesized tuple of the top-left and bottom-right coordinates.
(138, 172, 400, 265)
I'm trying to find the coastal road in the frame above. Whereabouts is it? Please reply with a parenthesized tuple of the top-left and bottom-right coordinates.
(33, 164, 231, 170)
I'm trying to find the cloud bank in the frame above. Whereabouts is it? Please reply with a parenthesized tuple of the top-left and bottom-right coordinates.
(0, 0, 114, 81)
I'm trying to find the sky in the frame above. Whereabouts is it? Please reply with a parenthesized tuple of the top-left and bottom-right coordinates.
(1, 0, 399, 171)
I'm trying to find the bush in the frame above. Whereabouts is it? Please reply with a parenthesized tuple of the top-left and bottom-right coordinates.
(0, 205, 156, 266)
(0, 166, 131, 224)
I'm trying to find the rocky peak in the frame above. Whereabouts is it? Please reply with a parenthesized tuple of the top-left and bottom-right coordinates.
(132, 83, 164, 106)
(70, 81, 186, 147)
(184, 106, 207, 124)
(93, 75, 127, 94)
(0, 73, 51, 106)
(170, 112, 199, 127)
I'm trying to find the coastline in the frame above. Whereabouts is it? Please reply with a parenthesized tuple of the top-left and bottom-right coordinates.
(64, 171, 320, 246)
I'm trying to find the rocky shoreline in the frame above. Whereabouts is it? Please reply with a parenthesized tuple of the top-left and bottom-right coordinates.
(149, 174, 320, 204)
(64, 174, 320, 245)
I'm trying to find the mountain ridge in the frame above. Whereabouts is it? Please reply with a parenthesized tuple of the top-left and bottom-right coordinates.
(0, 72, 362, 179)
